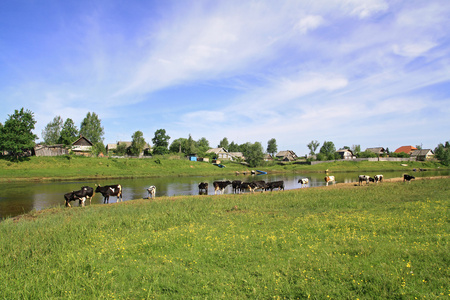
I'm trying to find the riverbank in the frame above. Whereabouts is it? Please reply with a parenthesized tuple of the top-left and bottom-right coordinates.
(2, 177, 448, 298)
(0, 155, 446, 182)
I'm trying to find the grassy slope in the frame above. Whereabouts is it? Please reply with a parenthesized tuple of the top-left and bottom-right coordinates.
(1, 178, 448, 299)
(0, 155, 445, 181)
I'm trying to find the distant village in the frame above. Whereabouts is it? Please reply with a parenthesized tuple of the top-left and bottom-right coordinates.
(34, 136, 434, 163)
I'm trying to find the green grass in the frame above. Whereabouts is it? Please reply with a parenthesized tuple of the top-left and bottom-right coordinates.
(0, 155, 445, 182)
(1, 178, 449, 299)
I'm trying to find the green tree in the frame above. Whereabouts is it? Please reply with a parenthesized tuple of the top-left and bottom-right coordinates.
(80, 112, 104, 144)
(228, 141, 240, 152)
(185, 134, 197, 154)
(434, 141, 450, 166)
(307, 140, 320, 156)
(58, 118, 79, 146)
(218, 137, 229, 149)
(351, 144, 361, 156)
(152, 129, 170, 155)
(0, 108, 38, 160)
(115, 143, 128, 156)
(91, 142, 106, 156)
(196, 137, 210, 154)
(267, 138, 277, 157)
(42, 116, 63, 145)
(131, 131, 147, 156)
(169, 138, 187, 153)
(319, 141, 336, 160)
(242, 142, 264, 167)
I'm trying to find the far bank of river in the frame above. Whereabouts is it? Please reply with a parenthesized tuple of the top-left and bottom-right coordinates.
(1, 169, 449, 220)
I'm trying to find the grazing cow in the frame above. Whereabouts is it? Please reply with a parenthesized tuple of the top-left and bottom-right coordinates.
(95, 184, 123, 203)
(213, 180, 232, 195)
(298, 178, 309, 187)
(324, 176, 335, 186)
(198, 182, 208, 195)
(403, 174, 415, 183)
(251, 180, 266, 192)
(240, 182, 255, 193)
(232, 180, 242, 194)
(64, 190, 87, 207)
(266, 181, 284, 191)
(147, 186, 156, 199)
(374, 175, 383, 183)
(358, 175, 372, 186)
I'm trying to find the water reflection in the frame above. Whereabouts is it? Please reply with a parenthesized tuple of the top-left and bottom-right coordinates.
(1, 169, 448, 219)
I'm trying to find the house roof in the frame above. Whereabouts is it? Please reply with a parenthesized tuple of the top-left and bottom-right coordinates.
(411, 149, 434, 156)
(72, 136, 93, 146)
(276, 150, 298, 158)
(206, 147, 228, 154)
(365, 147, 385, 154)
(394, 146, 417, 154)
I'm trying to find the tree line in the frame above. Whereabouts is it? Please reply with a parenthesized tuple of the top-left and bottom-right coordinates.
(1, 108, 449, 166)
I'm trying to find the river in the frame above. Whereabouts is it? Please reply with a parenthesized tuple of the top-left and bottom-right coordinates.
(1, 169, 448, 219)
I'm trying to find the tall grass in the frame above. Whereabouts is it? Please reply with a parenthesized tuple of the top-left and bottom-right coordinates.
(1, 179, 449, 299)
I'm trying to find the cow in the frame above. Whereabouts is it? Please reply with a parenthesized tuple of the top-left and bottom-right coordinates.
(358, 175, 372, 186)
(213, 180, 232, 195)
(403, 174, 415, 183)
(266, 181, 284, 191)
(80, 186, 95, 204)
(374, 175, 383, 183)
(198, 182, 208, 195)
(95, 184, 123, 203)
(325, 176, 335, 186)
(147, 186, 156, 199)
(64, 190, 87, 207)
(239, 182, 255, 193)
(232, 180, 242, 194)
(251, 180, 266, 192)
(298, 178, 309, 187)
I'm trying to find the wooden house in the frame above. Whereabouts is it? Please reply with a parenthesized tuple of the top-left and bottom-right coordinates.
(365, 147, 386, 156)
(276, 150, 298, 161)
(206, 147, 233, 160)
(71, 136, 93, 156)
(336, 149, 354, 159)
(411, 149, 434, 161)
(394, 146, 417, 155)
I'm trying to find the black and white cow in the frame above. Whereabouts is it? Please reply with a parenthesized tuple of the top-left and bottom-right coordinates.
(198, 182, 208, 195)
(251, 180, 266, 192)
(374, 175, 383, 183)
(298, 178, 309, 187)
(64, 190, 87, 207)
(239, 182, 255, 193)
(232, 180, 242, 194)
(403, 174, 415, 182)
(146, 186, 156, 199)
(213, 181, 232, 195)
(325, 176, 336, 186)
(95, 184, 123, 203)
(266, 181, 284, 191)
(81, 186, 95, 204)
(358, 175, 372, 186)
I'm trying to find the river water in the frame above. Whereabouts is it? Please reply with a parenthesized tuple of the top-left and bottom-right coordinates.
(1, 170, 448, 219)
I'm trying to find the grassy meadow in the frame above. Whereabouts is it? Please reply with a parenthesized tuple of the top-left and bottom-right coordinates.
(0, 155, 445, 182)
(1, 178, 449, 299)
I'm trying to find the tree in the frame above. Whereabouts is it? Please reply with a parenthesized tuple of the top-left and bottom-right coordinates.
(307, 140, 320, 156)
(131, 131, 147, 156)
(0, 108, 38, 160)
(319, 141, 336, 160)
(242, 142, 264, 167)
(218, 137, 229, 149)
(152, 129, 170, 155)
(42, 116, 63, 145)
(169, 138, 187, 153)
(196, 137, 210, 154)
(351, 144, 361, 156)
(58, 118, 79, 146)
(185, 134, 196, 154)
(80, 112, 104, 144)
(434, 141, 450, 166)
(228, 141, 240, 152)
(267, 138, 277, 157)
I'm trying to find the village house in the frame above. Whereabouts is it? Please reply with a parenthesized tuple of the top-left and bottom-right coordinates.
(411, 149, 434, 161)
(71, 136, 93, 156)
(365, 147, 386, 156)
(336, 149, 354, 159)
(276, 150, 298, 161)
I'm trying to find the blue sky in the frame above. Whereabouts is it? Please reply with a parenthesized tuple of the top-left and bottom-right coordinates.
(1, 0, 449, 155)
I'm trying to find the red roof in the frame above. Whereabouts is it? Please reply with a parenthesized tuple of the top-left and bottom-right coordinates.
(394, 146, 417, 154)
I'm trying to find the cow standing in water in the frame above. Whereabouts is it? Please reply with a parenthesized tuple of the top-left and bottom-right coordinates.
(147, 186, 156, 199)
(213, 181, 232, 195)
(324, 176, 335, 186)
(95, 184, 123, 203)
(198, 182, 208, 195)
(298, 178, 309, 188)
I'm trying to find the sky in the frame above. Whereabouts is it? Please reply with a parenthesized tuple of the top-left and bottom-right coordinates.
(1, 0, 449, 155)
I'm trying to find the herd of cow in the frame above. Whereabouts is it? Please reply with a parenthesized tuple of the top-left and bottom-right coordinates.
(64, 174, 416, 207)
